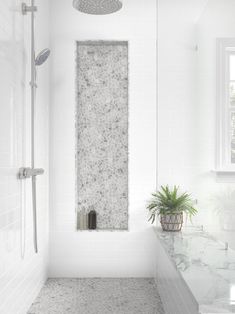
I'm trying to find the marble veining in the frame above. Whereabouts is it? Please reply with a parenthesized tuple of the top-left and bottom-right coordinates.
(155, 226, 235, 313)
(76, 41, 128, 230)
(27, 278, 164, 314)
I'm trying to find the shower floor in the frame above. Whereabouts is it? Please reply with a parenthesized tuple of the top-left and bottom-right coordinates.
(27, 278, 165, 314)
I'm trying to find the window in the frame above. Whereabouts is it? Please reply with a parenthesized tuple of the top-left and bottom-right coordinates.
(217, 39, 235, 171)
(229, 54, 235, 163)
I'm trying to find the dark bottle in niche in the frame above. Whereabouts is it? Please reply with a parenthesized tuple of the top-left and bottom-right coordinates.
(88, 210, 97, 230)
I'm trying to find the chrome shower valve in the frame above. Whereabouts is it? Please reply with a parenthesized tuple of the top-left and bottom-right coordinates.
(18, 167, 44, 179)
(22, 3, 37, 15)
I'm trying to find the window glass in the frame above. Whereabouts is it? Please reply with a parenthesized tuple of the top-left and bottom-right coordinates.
(230, 54, 235, 80)
(229, 55, 235, 107)
(231, 112, 235, 163)
(230, 82, 235, 107)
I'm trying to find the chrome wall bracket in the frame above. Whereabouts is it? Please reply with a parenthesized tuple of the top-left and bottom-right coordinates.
(22, 3, 37, 15)
(19, 167, 44, 179)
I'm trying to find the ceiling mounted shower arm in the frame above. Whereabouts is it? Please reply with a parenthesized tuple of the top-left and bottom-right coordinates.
(22, 2, 37, 15)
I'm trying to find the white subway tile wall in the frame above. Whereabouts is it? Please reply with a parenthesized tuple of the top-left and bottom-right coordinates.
(49, 0, 157, 277)
(0, 0, 49, 313)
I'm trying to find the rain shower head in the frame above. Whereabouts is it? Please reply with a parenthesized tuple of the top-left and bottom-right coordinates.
(35, 48, 50, 66)
(73, 0, 123, 15)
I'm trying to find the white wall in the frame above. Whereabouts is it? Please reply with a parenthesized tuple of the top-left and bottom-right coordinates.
(158, 0, 199, 190)
(195, 0, 235, 236)
(0, 0, 50, 313)
(158, 0, 235, 244)
(49, 0, 157, 277)
(158, 0, 212, 230)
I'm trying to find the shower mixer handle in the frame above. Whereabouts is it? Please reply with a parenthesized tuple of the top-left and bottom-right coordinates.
(22, 3, 37, 15)
(19, 167, 44, 179)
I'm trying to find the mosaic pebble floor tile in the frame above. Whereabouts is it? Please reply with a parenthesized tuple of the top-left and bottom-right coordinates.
(27, 278, 165, 314)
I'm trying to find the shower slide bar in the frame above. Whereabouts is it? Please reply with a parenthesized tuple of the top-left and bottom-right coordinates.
(19, 0, 50, 254)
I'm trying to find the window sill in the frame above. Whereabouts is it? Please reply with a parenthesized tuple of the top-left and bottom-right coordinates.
(212, 169, 235, 174)
(211, 169, 235, 182)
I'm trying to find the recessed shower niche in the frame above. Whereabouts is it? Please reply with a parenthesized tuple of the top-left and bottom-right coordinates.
(76, 41, 128, 230)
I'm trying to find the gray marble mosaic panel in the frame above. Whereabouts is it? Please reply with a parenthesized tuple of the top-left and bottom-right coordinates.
(76, 41, 128, 230)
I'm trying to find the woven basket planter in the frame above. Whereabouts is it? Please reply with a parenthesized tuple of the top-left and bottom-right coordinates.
(160, 213, 183, 231)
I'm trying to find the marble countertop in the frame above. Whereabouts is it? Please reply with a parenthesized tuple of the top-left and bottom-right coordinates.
(154, 226, 235, 313)
(210, 230, 235, 251)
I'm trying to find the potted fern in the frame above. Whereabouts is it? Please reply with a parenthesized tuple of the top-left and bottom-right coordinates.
(147, 185, 197, 231)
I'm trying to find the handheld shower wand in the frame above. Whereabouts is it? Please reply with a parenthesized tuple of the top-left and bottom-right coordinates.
(19, 1, 50, 253)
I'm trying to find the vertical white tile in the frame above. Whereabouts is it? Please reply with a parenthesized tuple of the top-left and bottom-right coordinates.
(0, 0, 49, 313)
